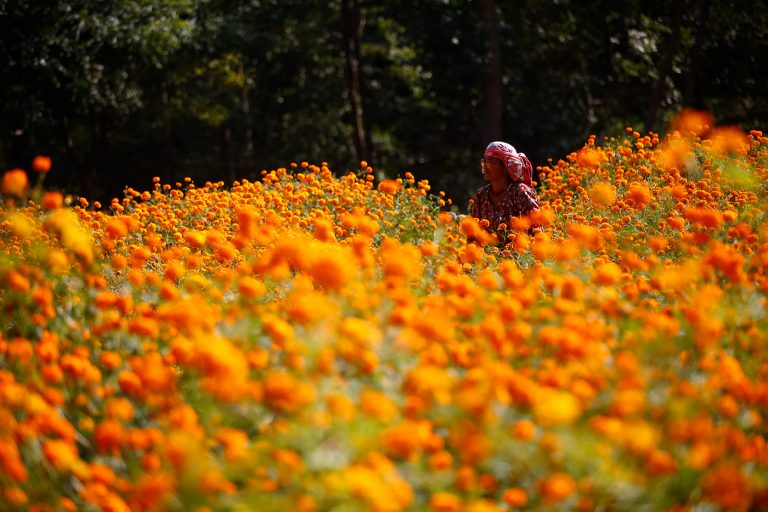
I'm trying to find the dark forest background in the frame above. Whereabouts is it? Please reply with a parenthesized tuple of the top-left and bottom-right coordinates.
(2, 0, 767, 209)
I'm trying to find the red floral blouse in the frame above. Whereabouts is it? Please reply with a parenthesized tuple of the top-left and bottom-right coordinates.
(471, 181, 540, 233)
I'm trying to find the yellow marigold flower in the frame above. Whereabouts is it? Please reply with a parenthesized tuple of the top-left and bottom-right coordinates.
(532, 389, 581, 427)
(184, 230, 206, 249)
(42, 439, 79, 471)
(6, 211, 35, 239)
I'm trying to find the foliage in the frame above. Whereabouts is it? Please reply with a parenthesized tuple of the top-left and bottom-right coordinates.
(2, 1, 767, 203)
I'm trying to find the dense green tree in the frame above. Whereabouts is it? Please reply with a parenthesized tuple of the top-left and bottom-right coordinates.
(1, 0, 766, 206)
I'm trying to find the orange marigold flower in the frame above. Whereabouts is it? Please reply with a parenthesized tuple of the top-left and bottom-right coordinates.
(238, 276, 266, 298)
(93, 419, 125, 455)
(41, 191, 64, 210)
(32, 155, 52, 173)
(538, 472, 577, 504)
(359, 388, 398, 422)
(309, 248, 355, 290)
(2, 169, 28, 196)
(594, 261, 622, 285)
(672, 108, 713, 135)
(429, 492, 461, 512)
(378, 179, 401, 195)
(587, 182, 616, 208)
(708, 126, 750, 155)
(701, 462, 753, 511)
(647, 449, 677, 476)
(501, 487, 528, 507)
(626, 182, 652, 207)
(0, 437, 28, 482)
(313, 217, 337, 242)
(216, 428, 249, 461)
(262, 370, 315, 413)
(511, 419, 536, 441)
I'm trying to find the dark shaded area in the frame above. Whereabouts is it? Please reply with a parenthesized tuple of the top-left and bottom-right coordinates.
(2, 0, 766, 209)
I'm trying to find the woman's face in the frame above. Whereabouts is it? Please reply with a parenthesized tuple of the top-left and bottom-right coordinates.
(481, 157, 507, 182)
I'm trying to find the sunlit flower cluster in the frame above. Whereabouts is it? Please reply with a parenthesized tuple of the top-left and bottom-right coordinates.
(1, 112, 768, 511)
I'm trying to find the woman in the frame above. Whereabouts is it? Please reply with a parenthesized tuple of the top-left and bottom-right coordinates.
(471, 141, 540, 238)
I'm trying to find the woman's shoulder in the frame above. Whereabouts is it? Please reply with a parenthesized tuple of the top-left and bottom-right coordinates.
(508, 181, 537, 196)
(475, 183, 492, 195)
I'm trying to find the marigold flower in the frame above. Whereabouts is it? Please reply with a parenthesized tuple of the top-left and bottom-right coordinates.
(594, 261, 622, 285)
(32, 155, 52, 173)
(308, 247, 356, 290)
(262, 370, 315, 413)
(537, 472, 577, 504)
(41, 191, 64, 210)
(378, 179, 401, 195)
(532, 389, 581, 427)
(42, 439, 78, 471)
(708, 126, 749, 155)
(2, 169, 28, 196)
(429, 492, 461, 512)
(626, 182, 652, 207)
(587, 182, 616, 208)
(672, 109, 713, 135)
(501, 487, 528, 507)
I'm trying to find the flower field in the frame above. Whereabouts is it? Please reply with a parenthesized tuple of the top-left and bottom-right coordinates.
(2, 112, 768, 511)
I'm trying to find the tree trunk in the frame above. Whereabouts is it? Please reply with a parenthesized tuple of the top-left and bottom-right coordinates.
(646, 0, 685, 131)
(683, 0, 710, 108)
(479, 0, 502, 144)
(83, 106, 99, 200)
(59, 113, 82, 183)
(161, 83, 174, 175)
(240, 61, 254, 164)
(341, 0, 371, 164)
(580, 53, 598, 136)
(221, 125, 235, 183)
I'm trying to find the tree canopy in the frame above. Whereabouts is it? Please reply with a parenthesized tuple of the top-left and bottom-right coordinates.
(2, 0, 766, 206)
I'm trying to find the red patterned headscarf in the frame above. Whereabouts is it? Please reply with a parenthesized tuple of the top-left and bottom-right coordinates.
(484, 141, 533, 187)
